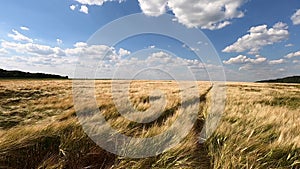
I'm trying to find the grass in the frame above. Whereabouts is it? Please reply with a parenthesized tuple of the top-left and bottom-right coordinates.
(0, 80, 299, 168)
(258, 96, 300, 110)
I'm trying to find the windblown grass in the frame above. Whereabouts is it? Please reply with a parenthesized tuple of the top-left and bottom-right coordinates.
(0, 80, 299, 168)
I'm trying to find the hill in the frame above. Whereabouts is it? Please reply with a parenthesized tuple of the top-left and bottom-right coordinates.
(0, 68, 68, 79)
(257, 76, 300, 83)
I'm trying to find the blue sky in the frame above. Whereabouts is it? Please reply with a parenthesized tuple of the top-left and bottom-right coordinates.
(0, 0, 299, 81)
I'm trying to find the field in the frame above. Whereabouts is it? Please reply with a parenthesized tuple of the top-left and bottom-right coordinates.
(0, 80, 300, 169)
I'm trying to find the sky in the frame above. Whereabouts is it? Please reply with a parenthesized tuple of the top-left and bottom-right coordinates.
(0, 0, 299, 81)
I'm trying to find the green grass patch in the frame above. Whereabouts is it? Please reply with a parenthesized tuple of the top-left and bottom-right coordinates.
(258, 96, 300, 110)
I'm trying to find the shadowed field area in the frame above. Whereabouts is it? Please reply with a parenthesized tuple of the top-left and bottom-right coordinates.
(0, 80, 299, 168)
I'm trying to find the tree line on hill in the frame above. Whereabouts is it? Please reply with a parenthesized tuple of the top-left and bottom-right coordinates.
(257, 76, 300, 83)
(0, 68, 68, 79)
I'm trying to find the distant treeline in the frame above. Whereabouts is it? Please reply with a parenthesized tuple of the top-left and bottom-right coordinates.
(257, 76, 300, 84)
(0, 68, 68, 79)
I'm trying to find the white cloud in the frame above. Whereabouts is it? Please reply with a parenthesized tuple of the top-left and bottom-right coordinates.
(79, 5, 89, 14)
(273, 22, 288, 29)
(148, 45, 156, 49)
(223, 55, 247, 64)
(56, 39, 63, 45)
(0, 40, 220, 80)
(70, 5, 76, 11)
(1, 41, 65, 57)
(0, 41, 77, 70)
(238, 64, 251, 71)
(75, 0, 246, 30)
(254, 54, 264, 58)
(0, 48, 9, 55)
(138, 0, 167, 17)
(269, 59, 285, 65)
(223, 53, 296, 80)
(65, 42, 119, 61)
(237, 64, 286, 76)
(0, 41, 120, 68)
(1, 31, 216, 80)
(8, 29, 33, 43)
(113, 51, 211, 80)
(138, 0, 246, 30)
(223, 22, 289, 54)
(284, 50, 300, 59)
(114, 51, 204, 70)
(73, 0, 246, 30)
(144, 51, 218, 70)
(118, 48, 131, 56)
(285, 43, 294, 47)
(291, 9, 300, 25)
(20, 26, 29, 31)
(75, 0, 124, 6)
(76, 0, 105, 6)
(182, 43, 200, 52)
(252, 58, 267, 64)
(149, 51, 170, 59)
(223, 55, 267, 65)
(74, 42, 88, 48)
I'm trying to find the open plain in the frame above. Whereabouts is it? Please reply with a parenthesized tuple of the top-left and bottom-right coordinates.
(0, 80, 299, 169)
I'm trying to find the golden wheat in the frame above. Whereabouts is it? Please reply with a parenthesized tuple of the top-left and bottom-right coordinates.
(0, 80, 299, 168)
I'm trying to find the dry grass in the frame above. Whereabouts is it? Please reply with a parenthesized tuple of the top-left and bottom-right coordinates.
(0, 80, 299, 168)
(209, 82, 300, 168)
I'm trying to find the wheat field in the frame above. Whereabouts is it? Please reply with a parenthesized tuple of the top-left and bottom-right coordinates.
(0, 80, 299, 169)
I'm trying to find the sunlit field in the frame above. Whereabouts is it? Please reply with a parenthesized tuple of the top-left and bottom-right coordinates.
(0, 80, 299, 169)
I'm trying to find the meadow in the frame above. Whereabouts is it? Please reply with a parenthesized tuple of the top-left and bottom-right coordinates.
(0, 80, 299, 169)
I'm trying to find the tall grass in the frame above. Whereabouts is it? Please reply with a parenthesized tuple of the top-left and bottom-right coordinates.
(0, 80, 299, 168)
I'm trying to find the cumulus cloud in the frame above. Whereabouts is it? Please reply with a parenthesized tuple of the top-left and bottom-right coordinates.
(1, 29, 214, 80)
(65, 42, 120, 61)
(76, 0, 106, 6)
(20, 26, 29, 31)
(74, 0, 245, 30)
(74, 42, 87, 48)
(118, 48, 131, 56)
(2, 43, 218, 80)
(1, 41, 65, 57)
(268, 59, 285, 65)
(284, 50, 300, 59)
(8, 29, 33, 43)
(75, 0, 124, 6)
(70, 5, 76, 11)
(144, 51, 218, 70)
(238, 63, 286, 74)
(291, 9, 300, 25)
(285, 43, 294, 47)
(182, 44, 200, 52)
(138, 0, 167, 17)
(0, 48, 9, 55)
(293, 60, 300, 64)
(0, 42, 76, 70)
(223, 55, 247, 64)
(0, 40, 120, 68)
(223, 22, 289, 54)
(221, 61, 289, 81)
(137, 0, 246, 30)
(223, 55, 267, 64)
(113, 51, 208, 79)
(169, 0, 245, 29)
(79, 5, 89, 14)
(223, 54, 292, 80)
(56, 39, 63, 45)
(117, 51, 223, 80)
